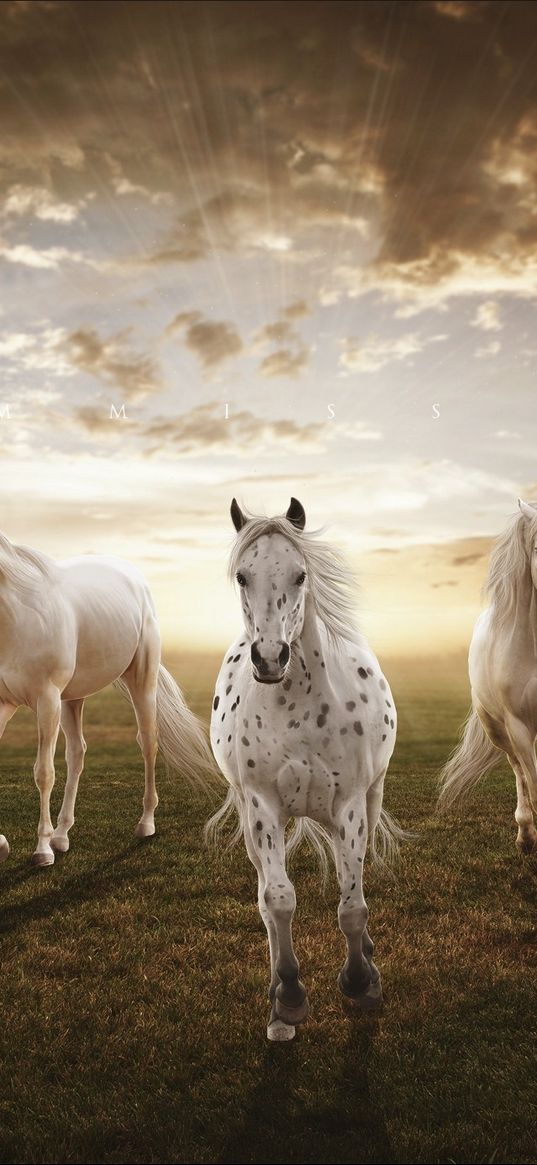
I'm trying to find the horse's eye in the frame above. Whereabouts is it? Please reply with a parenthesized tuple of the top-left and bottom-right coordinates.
(236, 572, 247, 587)
(296, 571, 306, 586)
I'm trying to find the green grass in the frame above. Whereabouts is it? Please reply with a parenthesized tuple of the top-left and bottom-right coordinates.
(0, 652, 536, 1165)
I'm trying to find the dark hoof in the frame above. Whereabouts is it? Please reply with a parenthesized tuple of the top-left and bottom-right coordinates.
(274, 995, 309, 1026)
(516, 834, 537, 855)
(338, 970, 383, 1011)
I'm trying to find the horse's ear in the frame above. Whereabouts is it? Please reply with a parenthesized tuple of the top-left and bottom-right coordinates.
(286, 497, 306, 531)
(231, 498, 247, 532)
(518, 498, 537, 521)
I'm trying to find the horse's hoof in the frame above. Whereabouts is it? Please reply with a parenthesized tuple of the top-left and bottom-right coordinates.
(51, 834, 69, 853)
(274, 995, 309, 1026)
(32, 850, 55, 867)
(338, 971, 383, 1011)
(0, 835, 10, 862)
(135, 821, 156, 839)
(516, 834, 537, 855)
(267, 1019, 296, 1042)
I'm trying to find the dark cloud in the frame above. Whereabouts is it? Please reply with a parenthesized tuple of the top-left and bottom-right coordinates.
(140, 401, 327, 456)
(284, 299, 310, 319)
(253, 310, 310, 377)
(2, 0, 536, 288)
(258, 345, 309, 378)
(167, 311, 243, 369)
(62, 327, 161, 400)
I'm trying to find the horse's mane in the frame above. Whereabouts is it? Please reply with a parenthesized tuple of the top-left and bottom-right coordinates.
(485, 507, 537, 632)
(0, 531, 56, 593)
(228, 510, 358, 645)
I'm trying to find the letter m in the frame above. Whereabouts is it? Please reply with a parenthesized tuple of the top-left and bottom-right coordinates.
(110, 403, 127, 420)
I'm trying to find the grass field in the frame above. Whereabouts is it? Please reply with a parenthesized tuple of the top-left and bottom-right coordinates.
(0, 652, 536, 1165)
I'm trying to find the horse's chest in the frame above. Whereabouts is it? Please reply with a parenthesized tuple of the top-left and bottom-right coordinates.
(237, 697, 357, 813)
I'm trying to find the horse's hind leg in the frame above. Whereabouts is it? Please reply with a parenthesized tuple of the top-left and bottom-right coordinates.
(0, 701, 17, 861)
(510, 759, 537, 853)
(51, 699, 86, 854)
(121, 623, 159, 838)
(33, 687, 61, 867)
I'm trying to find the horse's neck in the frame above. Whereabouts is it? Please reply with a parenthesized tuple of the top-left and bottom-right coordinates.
(508, 572, 537, 657)
(296, 596, 329, 669)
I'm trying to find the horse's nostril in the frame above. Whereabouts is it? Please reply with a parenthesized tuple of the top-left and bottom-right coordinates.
(251, 641, 262, 667)
(279, 642, 290, 667)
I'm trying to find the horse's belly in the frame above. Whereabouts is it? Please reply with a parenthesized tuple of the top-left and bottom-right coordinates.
(61, 623, 141, 700)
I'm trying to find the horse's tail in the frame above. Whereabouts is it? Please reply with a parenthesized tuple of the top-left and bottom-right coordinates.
(115, 664, 217, 792)
(370, 808, 409, 867)
(286, 816, 332, 883)
(204, 785, 244, 847)
(205, 790, 402, 881)
(205, 789, 333, 881)
(437, 707, 503, 810)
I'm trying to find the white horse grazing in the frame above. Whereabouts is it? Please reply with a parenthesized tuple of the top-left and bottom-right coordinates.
(439, 498, 537, 853)
(208, 498, 401, 1041)
(0, 531, 213, 866)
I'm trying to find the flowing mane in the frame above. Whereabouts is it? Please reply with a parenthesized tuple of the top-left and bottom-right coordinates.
(0, 531, 56, 593)
(485, 508, 537, 632)
(228, 511, 359, 644)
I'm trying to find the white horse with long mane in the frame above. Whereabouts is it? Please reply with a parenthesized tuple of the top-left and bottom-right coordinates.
(439, 498, 537, 853)
(208, 498, 401, 1041)
(0, 530, 213, 866)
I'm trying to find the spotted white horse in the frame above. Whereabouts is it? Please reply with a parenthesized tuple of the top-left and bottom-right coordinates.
(208, 498, 401, 1041)
(0, 530, 213, 866)
(439, 498, 537, 854)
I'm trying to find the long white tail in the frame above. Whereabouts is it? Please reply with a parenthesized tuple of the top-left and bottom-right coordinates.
(370, 808, 409, 866)
(205, 787, 404, 877)
(116, 664, 217, 792)
(438, 707, 503, 810)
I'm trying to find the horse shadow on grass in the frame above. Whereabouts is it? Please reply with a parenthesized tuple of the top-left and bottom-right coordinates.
(216, 1012, 394, 1165)
(0, 836, 207, 940)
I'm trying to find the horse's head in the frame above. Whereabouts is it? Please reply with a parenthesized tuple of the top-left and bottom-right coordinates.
(230, 497, 308, 684)
(519, 497, 537, 587)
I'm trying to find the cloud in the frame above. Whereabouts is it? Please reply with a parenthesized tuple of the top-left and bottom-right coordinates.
(258, 344, 309, 379)
(284, 299, 310, 319)
(253, 312, 310, 378)
(0, 240, 95, 269)
(62, 327, 162, 400)
(471, 301, 502, 332)
(3, 184, 83, 223)
(254, 320, 295, 346)
(0, 325, 74, 377)
(104, 154, 171, 207)
(339, 331, 446, 374)
(0, 0, 536, 300)
(166, 311, 243, 370)
(332, 249, 537, 317)
(69, 403, 381, 458)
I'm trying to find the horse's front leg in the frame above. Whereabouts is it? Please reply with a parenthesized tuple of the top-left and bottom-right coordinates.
(332, 802, 382, 1011)
(32, 687, 61, 866)
(51, 699, 86, 854)
(0, 701, 17, 861)
(244, 801, 308, 1040)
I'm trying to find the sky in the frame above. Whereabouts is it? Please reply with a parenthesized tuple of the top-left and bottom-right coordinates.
(1, 0, 537, 655)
